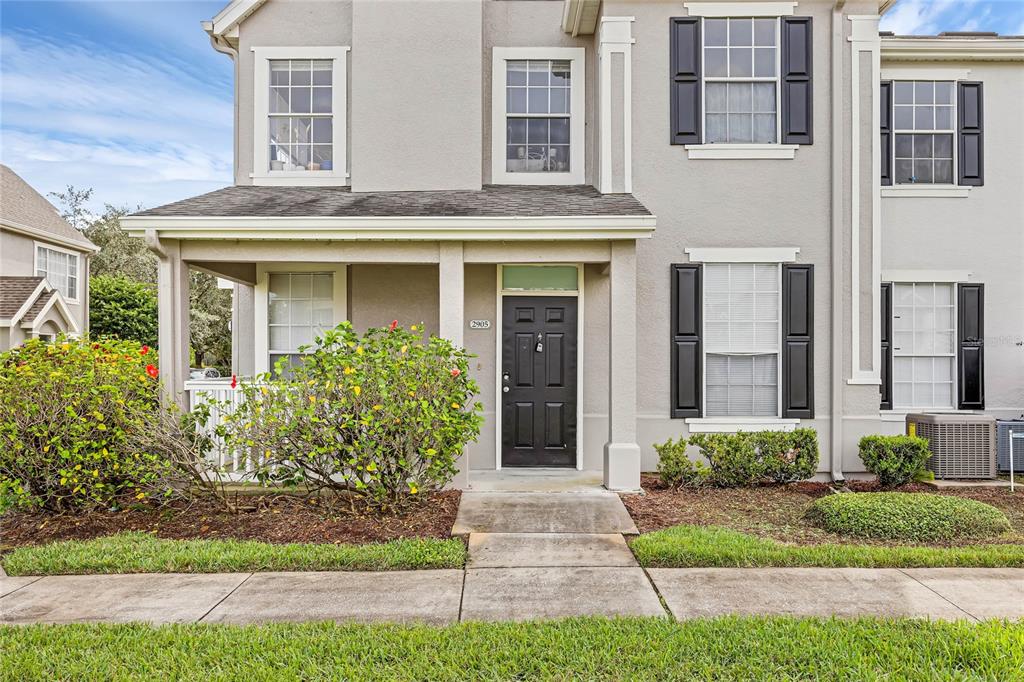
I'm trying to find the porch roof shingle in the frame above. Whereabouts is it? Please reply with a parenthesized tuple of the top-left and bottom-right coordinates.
(0, 276, 44, 320)
(132, 185, 652, 219)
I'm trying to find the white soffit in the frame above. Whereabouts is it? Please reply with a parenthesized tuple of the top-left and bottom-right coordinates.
(685, 246, 800, 263)
(683, 2, 797, 17)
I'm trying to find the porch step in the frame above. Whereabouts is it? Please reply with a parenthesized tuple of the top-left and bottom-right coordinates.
(451, 492, 638, 535)
(467, 533, 637, 568)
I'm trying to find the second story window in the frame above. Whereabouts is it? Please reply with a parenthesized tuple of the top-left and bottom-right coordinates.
(252, 46, 349, 186)
(893, 81, 954, 185)
(703, 18, 778, 144)
(35, 244, 79, 301)
(491, 47, 585, 185)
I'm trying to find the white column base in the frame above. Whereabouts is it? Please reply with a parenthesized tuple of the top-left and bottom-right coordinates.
(603, 441, 641, 491)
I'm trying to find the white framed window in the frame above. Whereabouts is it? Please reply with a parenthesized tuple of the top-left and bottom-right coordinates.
(703, 263, 781, 417)
(702, 18, 780, 145)
(267, 272, 334, 372)
(252, 46, 349, 186)
(35, 244, 79, 302)
(491, 47, 585, 185)
(892, 81, 955, 185)
(892, 282, 956, 409)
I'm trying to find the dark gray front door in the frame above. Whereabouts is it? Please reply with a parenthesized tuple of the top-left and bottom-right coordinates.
(501, 296, 578, 467)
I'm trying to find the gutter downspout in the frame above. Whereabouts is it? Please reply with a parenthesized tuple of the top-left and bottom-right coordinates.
(830, 0, 847, 483)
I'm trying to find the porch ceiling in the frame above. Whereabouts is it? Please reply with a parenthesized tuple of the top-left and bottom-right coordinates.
(121, 185, 655, 242)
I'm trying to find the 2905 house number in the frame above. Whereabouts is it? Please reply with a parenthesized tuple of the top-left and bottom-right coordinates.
(469, 320, 491, 330)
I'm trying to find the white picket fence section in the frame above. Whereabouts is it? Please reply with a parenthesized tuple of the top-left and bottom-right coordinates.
(185, 378, 256, 481)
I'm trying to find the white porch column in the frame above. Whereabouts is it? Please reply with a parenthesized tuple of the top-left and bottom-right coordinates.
(150, 234, 190, 410)
(604, 240, 641, 491)
(438, 241, 469, 489)
(232, 282, 256, 377)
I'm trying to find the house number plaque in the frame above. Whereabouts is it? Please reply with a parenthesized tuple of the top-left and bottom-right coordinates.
(469, 320, 491, 330)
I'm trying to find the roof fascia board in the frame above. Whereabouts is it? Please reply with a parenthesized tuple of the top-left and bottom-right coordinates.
(1, 220, 99, 253)
(8, 279, 50, 328)
(26, 290, 79, 335)
(881, 37, 1024, 62)
(210, 0, 266, 37)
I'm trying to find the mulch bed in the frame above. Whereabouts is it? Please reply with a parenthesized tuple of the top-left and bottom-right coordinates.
(621, 474, 1024, 547)
(0, 490, 461, 549)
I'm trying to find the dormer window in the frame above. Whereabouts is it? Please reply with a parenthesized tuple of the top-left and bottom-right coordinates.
(491, 47, 585, 185)
(252, 46, 349, 186)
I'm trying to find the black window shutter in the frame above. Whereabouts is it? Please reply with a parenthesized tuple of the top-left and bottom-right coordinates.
(880, 81, 893, 186)
(880, 282, 892, 409)
(781, 17, 813, 145)
(957, 283, 985, 409)
(958, 82, 984, 186)
(670, 17, 701, 145)
(782, 264, 814, 418)
(671, 264, 702, 418)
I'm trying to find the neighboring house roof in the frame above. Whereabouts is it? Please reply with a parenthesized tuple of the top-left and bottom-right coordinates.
(0, 276, 79, 334)
(132, 185, 652, 218)
(0, 165, 98, 252)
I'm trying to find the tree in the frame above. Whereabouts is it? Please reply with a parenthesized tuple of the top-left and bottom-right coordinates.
(88, 275, 158, 347)
(84, 205, 157, 281)
(48, 186, 94, 231)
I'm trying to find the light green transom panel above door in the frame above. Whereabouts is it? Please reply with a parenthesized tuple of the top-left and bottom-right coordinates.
(502, 265, 579, 291)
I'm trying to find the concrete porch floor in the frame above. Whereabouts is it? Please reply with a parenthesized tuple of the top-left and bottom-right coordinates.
(467, 468, 604, 492)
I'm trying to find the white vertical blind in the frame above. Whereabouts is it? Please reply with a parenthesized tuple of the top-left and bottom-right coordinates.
(268, 272, 333, 371)
(704, 263, 780, 417)
(892, 282, 955, 408)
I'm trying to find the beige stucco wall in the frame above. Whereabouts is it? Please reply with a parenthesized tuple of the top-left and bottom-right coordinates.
(881, 60, 1024, 418)
(348, 264, 440, 335)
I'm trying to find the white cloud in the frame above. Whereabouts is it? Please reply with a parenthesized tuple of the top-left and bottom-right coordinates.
(0, 29, 232, 212)
(881, 0, 962, 35)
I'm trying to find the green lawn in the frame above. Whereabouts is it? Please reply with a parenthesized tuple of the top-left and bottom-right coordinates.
(1, 532, 465, 575)
(630, 524, 1024, 568)
(1, 617, 1021, 681)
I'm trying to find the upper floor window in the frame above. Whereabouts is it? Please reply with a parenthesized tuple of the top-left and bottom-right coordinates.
(892, 81, 954, 185)
(252, 46, 349, 186)
(35, 244, 79, 302)
(703, 18, 778, 144)
(491, 47, 585, 185)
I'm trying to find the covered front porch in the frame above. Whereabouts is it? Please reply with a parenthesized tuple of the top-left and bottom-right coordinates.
(122, 186, 654, 491)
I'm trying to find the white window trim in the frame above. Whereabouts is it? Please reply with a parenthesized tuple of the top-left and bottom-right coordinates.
(881, 186, 971, 198)
(684, 2, 797, 17)
(33, 241, 80, 303)
(251, 46, 349, 187)
(891, 79, 958, 187)
(689, 16, 794, 158)
(701, 262, 784, 420)
(882, 270, 971, 283)
(881, 67, 972, 81)
(686, 246, 799, 263)
(685, 417, 800, 433)
(491, 47, 586, 186)
(890, 282, 958, 411)
(253, 263, 348, 375)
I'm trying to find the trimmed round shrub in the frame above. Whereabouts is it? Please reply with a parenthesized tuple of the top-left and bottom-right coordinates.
(807, 492, 1012, 542)
(759, 428, 819, 483)
(0, 337, 171, 511)
(859, 434, 931, 488)
(679, 429, 820, 488)
(220, 322, 483, 510)
(654, 437, 709, 488)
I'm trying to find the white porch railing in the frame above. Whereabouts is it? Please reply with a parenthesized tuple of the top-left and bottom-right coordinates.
(185, 378, 254, 480)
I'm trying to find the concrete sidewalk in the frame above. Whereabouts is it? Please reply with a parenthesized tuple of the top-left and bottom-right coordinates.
(3, 567, 1022, 625)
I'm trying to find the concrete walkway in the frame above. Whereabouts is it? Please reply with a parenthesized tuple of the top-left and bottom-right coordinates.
(2, 491, 1023, 624)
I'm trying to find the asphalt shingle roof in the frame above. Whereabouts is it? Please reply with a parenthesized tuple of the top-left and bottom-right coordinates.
(0, 276, 44, 320)
(0, 166, 96, 249)
(133, 185, 652, 218)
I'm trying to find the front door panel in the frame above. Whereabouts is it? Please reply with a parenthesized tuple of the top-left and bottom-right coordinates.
(501, 296, 578, 467)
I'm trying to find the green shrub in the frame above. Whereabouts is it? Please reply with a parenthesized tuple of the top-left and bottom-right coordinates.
(807, 492, 1011, 542)
(688, 433, 765, 487)
(0, 337, 173, 511)
(654, 437, 709, 488)
(220, 322, 483, 510)
(88, 274, 158, 346)
(859, 435, 931, 488)
(759, 428, 820, 483)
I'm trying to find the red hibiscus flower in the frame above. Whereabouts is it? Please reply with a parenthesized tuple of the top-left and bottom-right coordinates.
(145, 364, 159, 379)
(230, 374, 238, 389)
(450, 368, 461, 377)
(140, 345, 150, 355)
(389, 319, 398, 332)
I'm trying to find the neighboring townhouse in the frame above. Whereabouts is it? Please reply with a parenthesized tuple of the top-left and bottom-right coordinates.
(121, 0, 1024, 489)
(0, 165, 98, 350)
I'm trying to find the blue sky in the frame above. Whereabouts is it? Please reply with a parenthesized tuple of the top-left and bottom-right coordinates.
(1, 0, 1023, 214)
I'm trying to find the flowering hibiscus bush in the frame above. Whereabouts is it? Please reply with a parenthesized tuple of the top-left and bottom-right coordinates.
(219, 322, 483, 510)
(0, 337, 180, 511)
